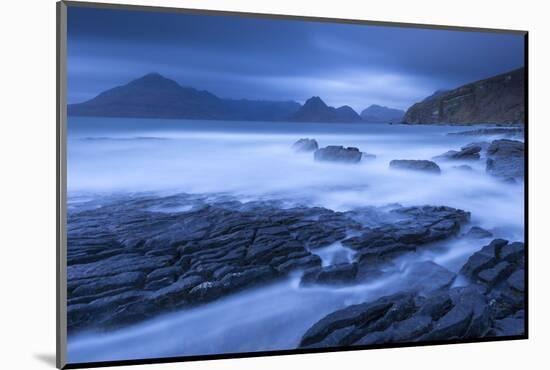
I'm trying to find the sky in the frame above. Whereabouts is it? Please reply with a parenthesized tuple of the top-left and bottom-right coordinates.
(67, 6, 525, 111)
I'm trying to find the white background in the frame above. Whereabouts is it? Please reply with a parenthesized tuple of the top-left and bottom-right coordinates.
(1, 0, 548, 369)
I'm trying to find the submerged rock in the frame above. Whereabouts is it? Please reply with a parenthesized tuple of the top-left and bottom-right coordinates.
(389, 160, 441, 174)
(292, 138, 319, 152)
(453, 165, 473, 171)
(404, 261, 456, 293)
(485, 139, 524, 181)
(342, 206, 470, 265)
(314, 146, 363, 163)
(301, 263, 358, 286)
(465, 226, 493, 239)
(433, 145, 481, 161)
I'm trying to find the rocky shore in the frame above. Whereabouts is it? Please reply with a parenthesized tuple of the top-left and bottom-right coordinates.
(299, 237, 524, 348)
(67, 132, 525, 351)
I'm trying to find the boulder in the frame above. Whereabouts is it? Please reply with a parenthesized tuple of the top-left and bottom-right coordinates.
(389, 160, 441, 174)
(433, 145, 481, 161)
(343, 206, 469, 265)
(404, 261, 457, 292)
(292, 138, 319, 152)
(453, 165, 473, 171)
(314, 146, 363, 163)
(299, 286, 491, 348)
(485, 139, 524, 180)
(465, 226, 493, 239)
(301, 263, 358, 286)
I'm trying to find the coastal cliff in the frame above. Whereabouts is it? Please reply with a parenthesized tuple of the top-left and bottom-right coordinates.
(403, 68, 525, 125)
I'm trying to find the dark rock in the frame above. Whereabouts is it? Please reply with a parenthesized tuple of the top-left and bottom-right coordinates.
(343, 206, 469, 264)
(433, 145, 481, 161)
(187, 281, 225, 302)
(477, 261, 514, 287)
(462, 141, 490, 152)
(453, 165, 473, 171)
(220, 266, 277, 290)
(465, 226, 493, 239)
(460, 239, 525, 331)
(147, 266, 183, 281)
(149, 275, 203, 304)
(299, 286, 491, 348)
(389, 160, 441, 174)
(314, 146, 363, 163)
(499, 242, 525, 263)
(404, 261, 456, 292)
(506, 270, 525, 292)
(494, 316, 525, 336)
(71, 271, 146, 297)
(301, 263, 358, 286)
(361, 152, 377, 160)
(485, 139, 525, 180)
(68, 254, 173, 281)
(292, 138, 319, 152)
(460, 239, 508, 278)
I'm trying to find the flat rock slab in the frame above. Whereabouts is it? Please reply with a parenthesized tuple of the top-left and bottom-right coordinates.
(299, 285, 491, 348)
(66, 193, 474, 335)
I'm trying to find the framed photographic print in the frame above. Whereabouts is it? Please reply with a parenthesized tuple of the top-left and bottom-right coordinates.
(56, 1, 527, 368)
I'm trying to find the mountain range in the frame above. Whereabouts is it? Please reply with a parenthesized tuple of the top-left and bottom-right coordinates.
(360, 104, 405, 123)
(289, 96, 362, 123)
(68, 73, 388, 123)
(69, 68, 525, 125)
(68, 73, 301, 122)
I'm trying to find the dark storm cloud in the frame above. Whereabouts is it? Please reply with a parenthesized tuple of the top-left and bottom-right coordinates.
(67, 6, 524, 110)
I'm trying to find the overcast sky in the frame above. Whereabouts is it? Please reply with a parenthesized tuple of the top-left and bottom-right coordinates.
(67, 6, 525, 111)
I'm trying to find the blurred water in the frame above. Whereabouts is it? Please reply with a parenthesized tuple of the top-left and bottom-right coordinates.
(67, 116, 524, 363)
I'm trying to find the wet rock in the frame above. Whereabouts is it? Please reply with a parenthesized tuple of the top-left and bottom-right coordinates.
(292, 138, 318, 152)
(494, 315, 524, 336)
(389, 160, 441, 174)
(188, 281, 225, 302)
(361, 153, 377, 160)
(147, 266, 183, 281)
(485, 139, 524, 180)
(301, 263, 358, 286)
(343, 206, 469, 264)
(314, 146, 363, 163)
(299, 286, 491, 348)
(460, 239, 525, 331)
(453, 165, 473, 171)
(66, 194, 478, 334)
(460, 239, 508, 278)
(71, 271, 146, 297)
(462, 141, 490, 152)
(465, 226, 493, 239)
(506, 270, 525, 292)
(433, 145, 481, 161)
(404, 261, 456, 292)
(477, 261, 514, 287)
